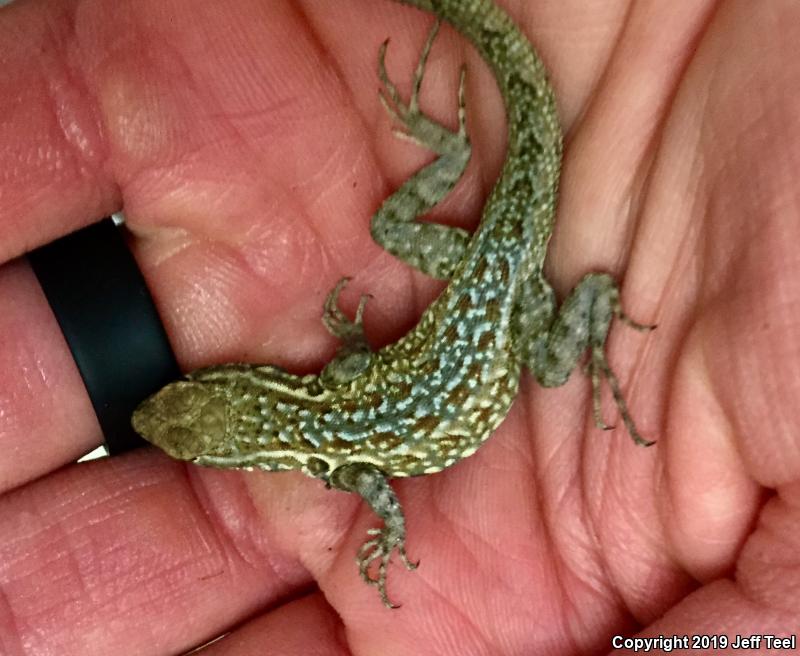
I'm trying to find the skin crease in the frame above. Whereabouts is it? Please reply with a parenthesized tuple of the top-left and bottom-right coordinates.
(0, 0, 799, 652)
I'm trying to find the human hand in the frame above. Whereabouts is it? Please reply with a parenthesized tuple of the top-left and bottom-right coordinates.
(1, 0, 799, 653)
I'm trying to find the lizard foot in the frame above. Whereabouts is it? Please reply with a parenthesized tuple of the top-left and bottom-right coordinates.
(378, 18, 468, 153)
(357, 525, 419, 609)
(320, 277, 373, 387)
(588, 305, 656, 446)
(322, 277, 371, 340)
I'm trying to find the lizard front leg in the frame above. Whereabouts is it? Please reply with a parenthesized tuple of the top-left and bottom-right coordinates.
(317, 280, 417, 608)
(319, 277, 373, 387)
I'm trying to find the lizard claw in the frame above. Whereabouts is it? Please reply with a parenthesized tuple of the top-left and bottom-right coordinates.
(357, 526, 418, 609)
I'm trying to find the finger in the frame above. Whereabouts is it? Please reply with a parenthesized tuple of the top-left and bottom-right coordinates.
(0, 0, 119, 265)
(0, 259, 101, 491)
(0, 453, 311, 654)
(199, 596, 343, 655)
(0, 0, 125, 490)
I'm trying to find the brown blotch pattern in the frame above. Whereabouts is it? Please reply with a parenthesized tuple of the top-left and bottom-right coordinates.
(476, 406, 496, 426)
(485, 299, 501, 323)
(498, 259, 510, 285)
(413, 415, 442, 434)
(455, 293, 472, 313)
(339, 399, 360, 414)
(446, 384, 470, 406)
(473, 257, 488, 280)
(365, 431, 404, 452)
(466, 362, 483, 382)
(442, 323, 459, 344)
(477, 331, 494, 351)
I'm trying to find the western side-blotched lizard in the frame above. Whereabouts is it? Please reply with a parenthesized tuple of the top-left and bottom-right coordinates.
(132, 0, 653, 608)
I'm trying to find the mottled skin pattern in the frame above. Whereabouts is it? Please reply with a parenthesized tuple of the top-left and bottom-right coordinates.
(132, 0, 653, 608)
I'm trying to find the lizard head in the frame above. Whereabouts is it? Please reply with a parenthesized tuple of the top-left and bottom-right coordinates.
(131, 381, 230, 461)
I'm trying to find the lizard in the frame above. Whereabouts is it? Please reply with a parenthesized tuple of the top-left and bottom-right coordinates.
(132, 0, 654, 609)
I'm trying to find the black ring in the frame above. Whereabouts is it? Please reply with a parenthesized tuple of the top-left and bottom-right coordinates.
(28, 217, 180, 455)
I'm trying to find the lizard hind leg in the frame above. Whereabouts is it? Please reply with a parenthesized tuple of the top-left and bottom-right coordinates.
(371, 19, 473, 280)
(515, 272, 656, 446)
